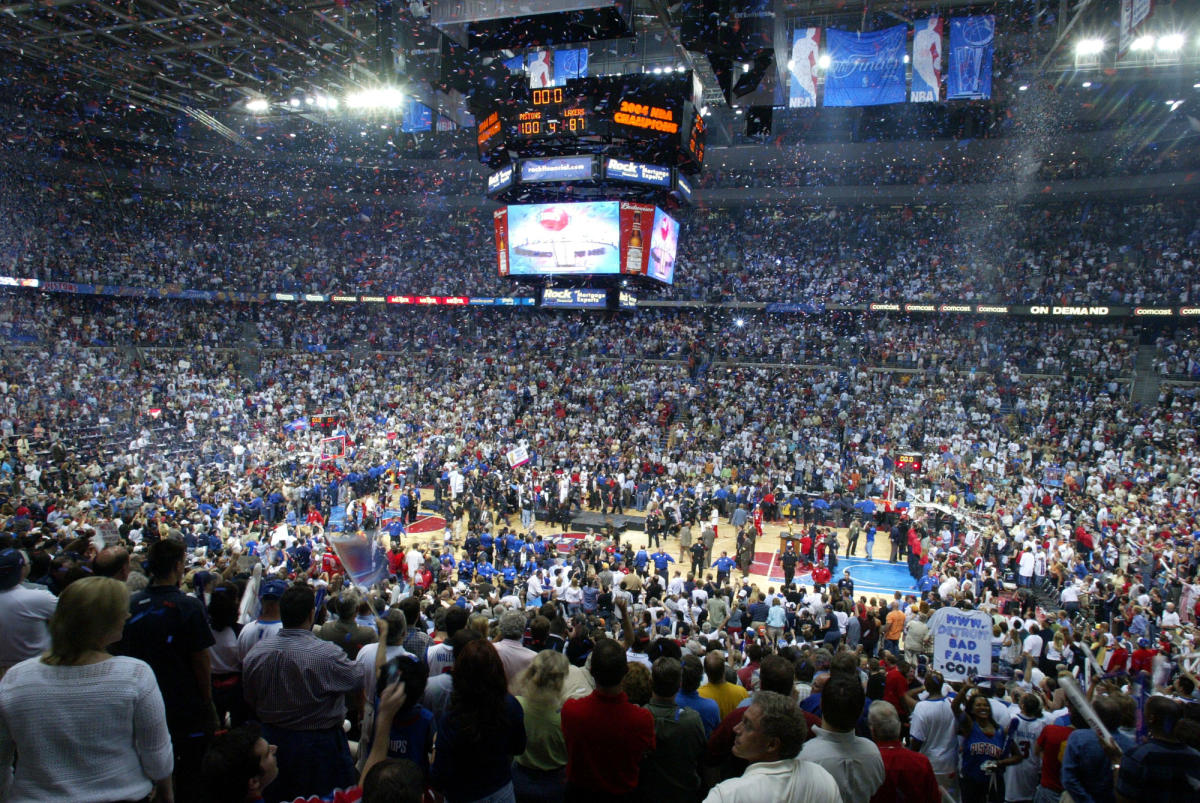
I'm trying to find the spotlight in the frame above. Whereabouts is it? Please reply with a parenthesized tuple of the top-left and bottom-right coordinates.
(305, 96, 315, 105)
(288, 98, 301, 107)
(245, 98, 269, 113)
(1082, 81, 1092, 88)
(1157, 33, 1185, 52)
(346, 88, 405, 109)
(1130, 35, 1155, 52)
(818, 53, 831, 70)
(1075, 38, 1105, 56)
(734, 318, 745, 328)
(1018, 84, 1029, 91)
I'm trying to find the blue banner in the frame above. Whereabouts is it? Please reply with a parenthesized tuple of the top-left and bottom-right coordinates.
(555, 48, 588, 82)
(401, 98, 432, 132)
(947, 16, 994, 100)
(910, 17, 943, 103)
(823, 25, 907, 107)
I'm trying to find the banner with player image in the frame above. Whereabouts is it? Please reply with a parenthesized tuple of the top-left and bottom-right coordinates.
(527, 48, 588, 88)
(823, 25, 907, 107)
(910, 18, 943, 103)
(787, 27, 820, 108)
(947, 16, 994, 100)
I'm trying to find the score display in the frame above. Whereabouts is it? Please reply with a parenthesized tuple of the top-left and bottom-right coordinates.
(514, 87, 591, 139)
(475, 74, 705, 173)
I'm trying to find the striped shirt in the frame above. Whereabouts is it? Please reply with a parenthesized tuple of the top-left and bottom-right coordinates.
(243, 628, 360, 730)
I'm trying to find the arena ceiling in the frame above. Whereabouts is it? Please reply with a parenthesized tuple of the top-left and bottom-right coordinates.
(0, 1, 1195, 148)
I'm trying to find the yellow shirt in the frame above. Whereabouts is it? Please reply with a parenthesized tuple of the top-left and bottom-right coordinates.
(699, 680, 749, 720)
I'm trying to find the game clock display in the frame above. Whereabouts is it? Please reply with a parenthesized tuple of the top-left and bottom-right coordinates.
(514, 87, 592, 140)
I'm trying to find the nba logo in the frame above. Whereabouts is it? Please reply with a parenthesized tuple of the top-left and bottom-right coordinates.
(911, 18, 942, 103)
(788, 28, 820, 109)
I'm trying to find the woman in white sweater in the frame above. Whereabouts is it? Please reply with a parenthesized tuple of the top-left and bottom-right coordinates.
(0, 576, 174, 802)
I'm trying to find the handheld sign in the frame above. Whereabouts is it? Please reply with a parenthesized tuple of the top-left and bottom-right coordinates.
(929, 607, 993, 681)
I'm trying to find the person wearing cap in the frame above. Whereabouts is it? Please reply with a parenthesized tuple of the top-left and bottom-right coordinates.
(237, 578, 288, 664)
(0, 547, 57, 679)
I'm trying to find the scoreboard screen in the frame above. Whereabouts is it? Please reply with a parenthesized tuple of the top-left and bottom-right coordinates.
(895, 453, 923, 473)
(476, 109, 505, 160)
(310, 413, 340, 431)
(513, 87, 592, 140)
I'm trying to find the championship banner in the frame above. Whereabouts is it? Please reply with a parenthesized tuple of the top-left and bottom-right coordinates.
(787, 28, 821, 108)
(1119, 0, 1154, 55)
(910, 18, 943, 103)
(947, 16, 994, 100)
(823, 25, 907, 107)
(507, 444, 531, 468)
(929, 607, 992, 681)
(329, 530, 389, 591)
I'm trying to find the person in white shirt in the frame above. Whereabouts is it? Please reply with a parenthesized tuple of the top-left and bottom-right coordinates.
(0, 549, 57, 677)
(909, 670, 960, 798)
(1160, 601, 1182, 633)
(704, 690, 841, 803)
(1022, 625, 1045, 677)
(236, 580, 287, 664)
(800, 673, 885, 803)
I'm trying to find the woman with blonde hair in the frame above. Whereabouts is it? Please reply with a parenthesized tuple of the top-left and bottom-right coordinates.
(513, 649, 569, 802)
(0, 576, 174, 802)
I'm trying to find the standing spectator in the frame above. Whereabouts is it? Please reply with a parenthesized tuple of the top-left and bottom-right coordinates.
(699, 650, 749, 720)
(513, 649, 570, 801)
(116, 537, 216, 803)
(0, 548, 56, 679)
(952, 680, 1015, 803)
(432, 639, 526, 802)
(640, 657, 706, 803)
(868, 700, 940, 803)
(909, 671, 959, 799)
(883, 602, 906, 655)
(678, 654, 722, 735)
(903, 613, 931, 667)
(801, 672, 886, 803)
(1114, 696, 1200, 803)
(316, 592, 378, 659)
(237, 579, 287, 665)
(1033, 715, 1073, 803)
(0, 576, 174, 802)
(1062, 695, 1135, 803)
(561, 638, 656, 801)
(494, 610, 537, 692)
(704, 690, 841, 802)
(242, 583, 361, 803)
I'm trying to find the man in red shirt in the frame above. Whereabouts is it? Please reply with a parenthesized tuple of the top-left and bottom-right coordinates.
(561, 638, 655, 801)
(882, 655, 912, 718)
(1035, 720, 1074, 799)
(867, 700, 939, 803)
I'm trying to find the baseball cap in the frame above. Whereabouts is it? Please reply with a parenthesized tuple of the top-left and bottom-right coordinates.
(260, 579, 289, 600)
(0, 548, 26, 590)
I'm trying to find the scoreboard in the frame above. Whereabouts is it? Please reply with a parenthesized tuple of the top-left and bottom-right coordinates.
(477, 74, 706, 174)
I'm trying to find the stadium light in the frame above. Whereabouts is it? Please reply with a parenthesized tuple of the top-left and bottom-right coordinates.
(288, 98, 301, 107)
(1157, 33, 1185, 52)
(346, 88, 405, 109)
(1130, 35, 1155, 52)
(734, 318, 745, 328)
(1018, 84, 1029, 91)
(245, 98, 269, 113)
(1082, 81, 1093, 88)
(817, 53, 831, 70)
(1075, 38, 1105, 56)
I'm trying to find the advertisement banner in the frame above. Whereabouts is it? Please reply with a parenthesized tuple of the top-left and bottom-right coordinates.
(788, 28, 821, 108)
(930, 607, 993, 681)
(618, 202, 656, 277)
(494, 207, 509, 277)
(910, 18, 943, 103)
(823, 25, 907, 107)
(506, 202, 620, 276)
(947, 16, 995, 100)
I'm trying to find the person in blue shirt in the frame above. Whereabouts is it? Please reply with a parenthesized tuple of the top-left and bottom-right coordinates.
(651, 549, 675, 581)
(1062, 695, 1137, 803)
(458, 557, 475, 584)
(501, 561, 517, 587)
(476, 560, 496, 581)
(712, 552, 736, 585)
(676, 655, 721, 736)
(864, 525, 876, 560)
(479, 531, 495, 562)
(634, 547, 650, 577)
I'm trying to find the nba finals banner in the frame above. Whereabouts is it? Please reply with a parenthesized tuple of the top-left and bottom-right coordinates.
(910, 18, 943, 103)
(823, 25, 907, 107)
(788, 27, 821, 108)
(947, 16, 995, 100)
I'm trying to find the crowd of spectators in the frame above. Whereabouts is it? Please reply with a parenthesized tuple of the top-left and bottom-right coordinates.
(1, 290, 1200, 801)
(2, 161, 1197, 306)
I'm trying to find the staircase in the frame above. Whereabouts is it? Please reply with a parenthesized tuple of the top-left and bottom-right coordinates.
(1130, 343, 1161, 406)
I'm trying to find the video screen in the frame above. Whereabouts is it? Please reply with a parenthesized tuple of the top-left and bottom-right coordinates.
(504, 201, 620, 276)
(646, 207, 679, 285)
